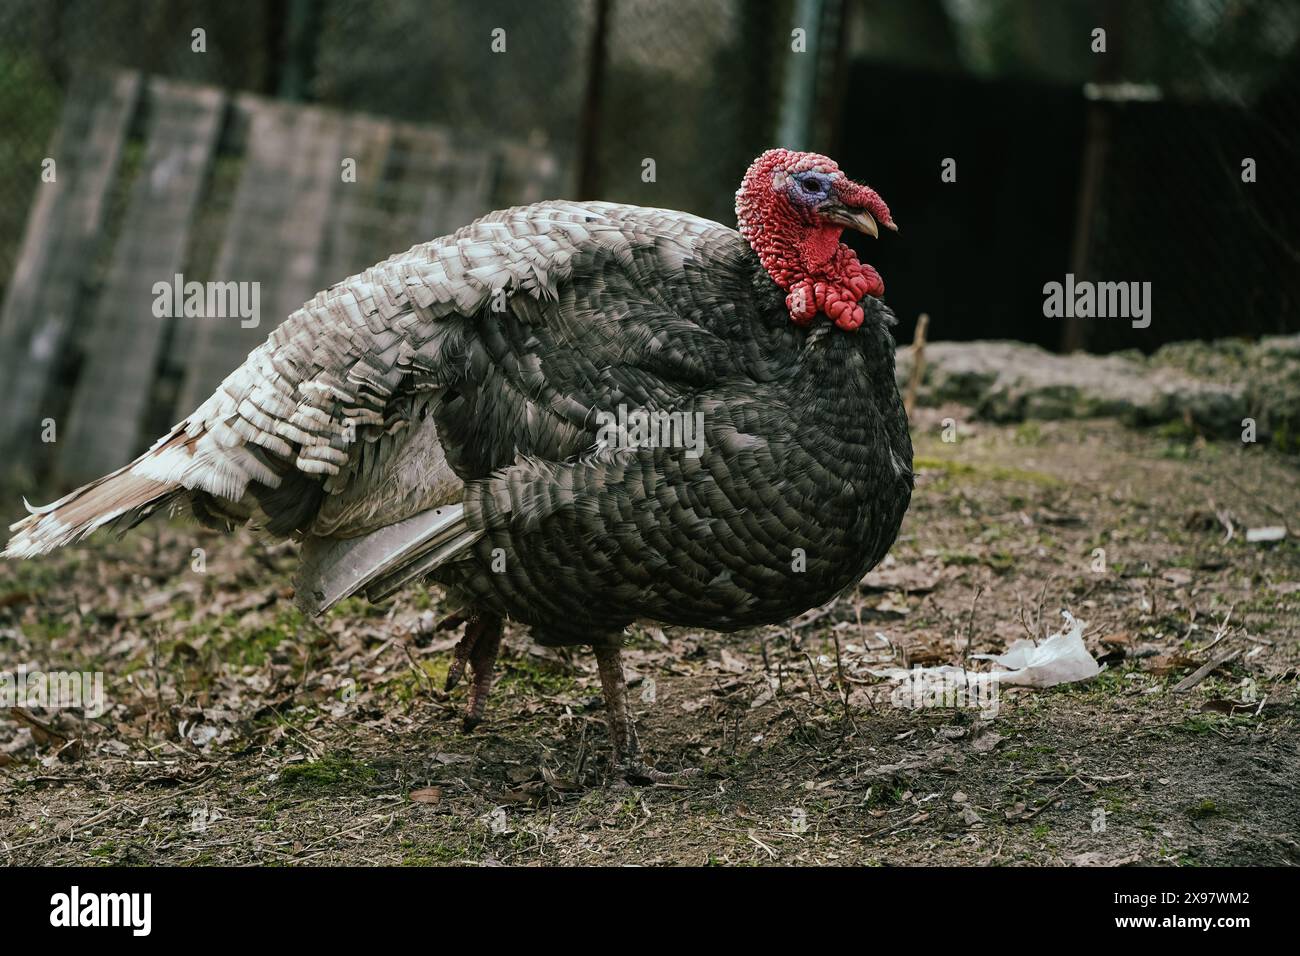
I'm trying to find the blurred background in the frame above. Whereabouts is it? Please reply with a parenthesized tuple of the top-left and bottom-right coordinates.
(0, 0, 1298, 487)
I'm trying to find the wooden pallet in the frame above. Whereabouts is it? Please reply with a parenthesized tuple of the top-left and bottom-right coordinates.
(0, 70, 562, 486)
(0, 71, 141, 478)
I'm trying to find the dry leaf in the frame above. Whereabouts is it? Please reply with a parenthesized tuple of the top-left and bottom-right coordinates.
(861, 559, 941, 594)
(968, 730, 1005, 753)
(1143, 653, 1198, 676)
(540, 766, 579, 791)
(719, 649, 748, 673)
(432, 752, 471, 764)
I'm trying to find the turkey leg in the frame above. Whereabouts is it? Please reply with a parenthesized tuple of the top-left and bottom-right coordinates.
(445, 612, 503, 732)
(592, 643, 697, 785)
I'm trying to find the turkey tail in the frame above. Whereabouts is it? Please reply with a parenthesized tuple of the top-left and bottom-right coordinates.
(2, 431, 188, 559)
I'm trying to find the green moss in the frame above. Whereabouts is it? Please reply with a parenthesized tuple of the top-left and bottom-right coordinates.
(278, 752, 377, 793)
(399, 838, 470, 865)
(0, 557, 79, 599)
(986, 550, 1016, 574)
(1013, 422, 1044, 445)
(1175, 714, 1233, 736)
(914, 456, 1062, 488)
(499, 656, 576, 695)
(182, 607, 305, 667)
(1156, 419, 1198, 442)
(915, 456, 976, 476)
(1080, 668, 1129, 697)
(1271, 418, 1298, 453)
(22, 612, 73, 643)
(326, 597, 374, 619)
(383, 658, 450, 703)
(409, 590, 436, 611)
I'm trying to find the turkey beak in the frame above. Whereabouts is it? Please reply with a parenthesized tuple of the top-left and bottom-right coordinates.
(821, 202, 893, 238)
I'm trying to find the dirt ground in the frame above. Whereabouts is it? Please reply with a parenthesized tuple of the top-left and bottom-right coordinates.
(1, 410, 1297, 866)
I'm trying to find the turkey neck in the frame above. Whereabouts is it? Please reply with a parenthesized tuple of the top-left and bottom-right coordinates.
(738, 250, 912, 502)
(782, 301, 914, 585)
(791, 311, 912, 475)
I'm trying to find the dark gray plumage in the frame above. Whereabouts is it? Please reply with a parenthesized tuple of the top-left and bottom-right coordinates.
(6, 161, 912, 782)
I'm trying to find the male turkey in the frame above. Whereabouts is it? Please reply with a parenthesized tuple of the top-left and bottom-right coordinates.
(5, 148, 913, 782)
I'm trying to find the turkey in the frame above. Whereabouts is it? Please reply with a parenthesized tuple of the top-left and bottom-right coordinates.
(4, 148, 913, 782)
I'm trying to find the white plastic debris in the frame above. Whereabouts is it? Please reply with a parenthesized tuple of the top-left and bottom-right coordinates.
(970, 610, 1101, 687)
(871, 610, 1101, 693)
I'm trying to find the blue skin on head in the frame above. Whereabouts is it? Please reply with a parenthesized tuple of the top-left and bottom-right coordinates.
(788, 172, 835, 212)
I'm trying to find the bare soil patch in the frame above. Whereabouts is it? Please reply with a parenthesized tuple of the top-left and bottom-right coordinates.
(2, 414, 1297, 865)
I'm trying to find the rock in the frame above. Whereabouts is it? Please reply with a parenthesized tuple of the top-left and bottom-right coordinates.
(896, 334, 1300, 446)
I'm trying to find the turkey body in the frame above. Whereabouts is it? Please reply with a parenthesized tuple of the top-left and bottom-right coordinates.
(5, 197, 913, 777)
(281, 201, 912, 647)
(434, 238, 914, 646)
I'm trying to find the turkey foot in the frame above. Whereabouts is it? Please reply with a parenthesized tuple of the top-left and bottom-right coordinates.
(593, 643, 698, 785)
(444, 612, 504, 732)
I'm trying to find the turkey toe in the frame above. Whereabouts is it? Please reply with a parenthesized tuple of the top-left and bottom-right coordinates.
(592, 643, 691, 785)
(441, 610, 503, 728)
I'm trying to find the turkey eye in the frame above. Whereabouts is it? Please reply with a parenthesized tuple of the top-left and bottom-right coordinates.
(803, 177, 824, 194)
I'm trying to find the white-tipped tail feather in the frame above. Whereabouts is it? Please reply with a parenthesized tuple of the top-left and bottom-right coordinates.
(1, 431, 198, 559)
(5, 426, 480, 622)
(5, 470, 178, 559)
(3, 409, 311, 559)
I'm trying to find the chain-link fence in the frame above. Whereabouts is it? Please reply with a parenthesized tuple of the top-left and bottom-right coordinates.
(833, 0, 1300, 352)
(1070, 0, 1300, 352)
(1, 0, 1298, 486)
(0, 0, 787, 293)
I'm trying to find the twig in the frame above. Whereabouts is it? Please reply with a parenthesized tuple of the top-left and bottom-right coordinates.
(4, 771, 221, 855)
(401, 641, 434, 694)
(1017, 775, 1081, 822)
(961, 585, 984, 689)
(747, 829, 777, 860)
(903, 313, 929, 421)
(790, 602, 838, 631)
(802, 652, 826, 700)
(8, 707, 68, 745)
(1216, 509, 1235, 544)
(1034, 576, 1053, 638)
(831, 630, 860, 732)
(865, 810, 927, 843)
(572, 721, 589, 784)
(1221, 473, 1293, 534)
(1173, 647, 1241, 693)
